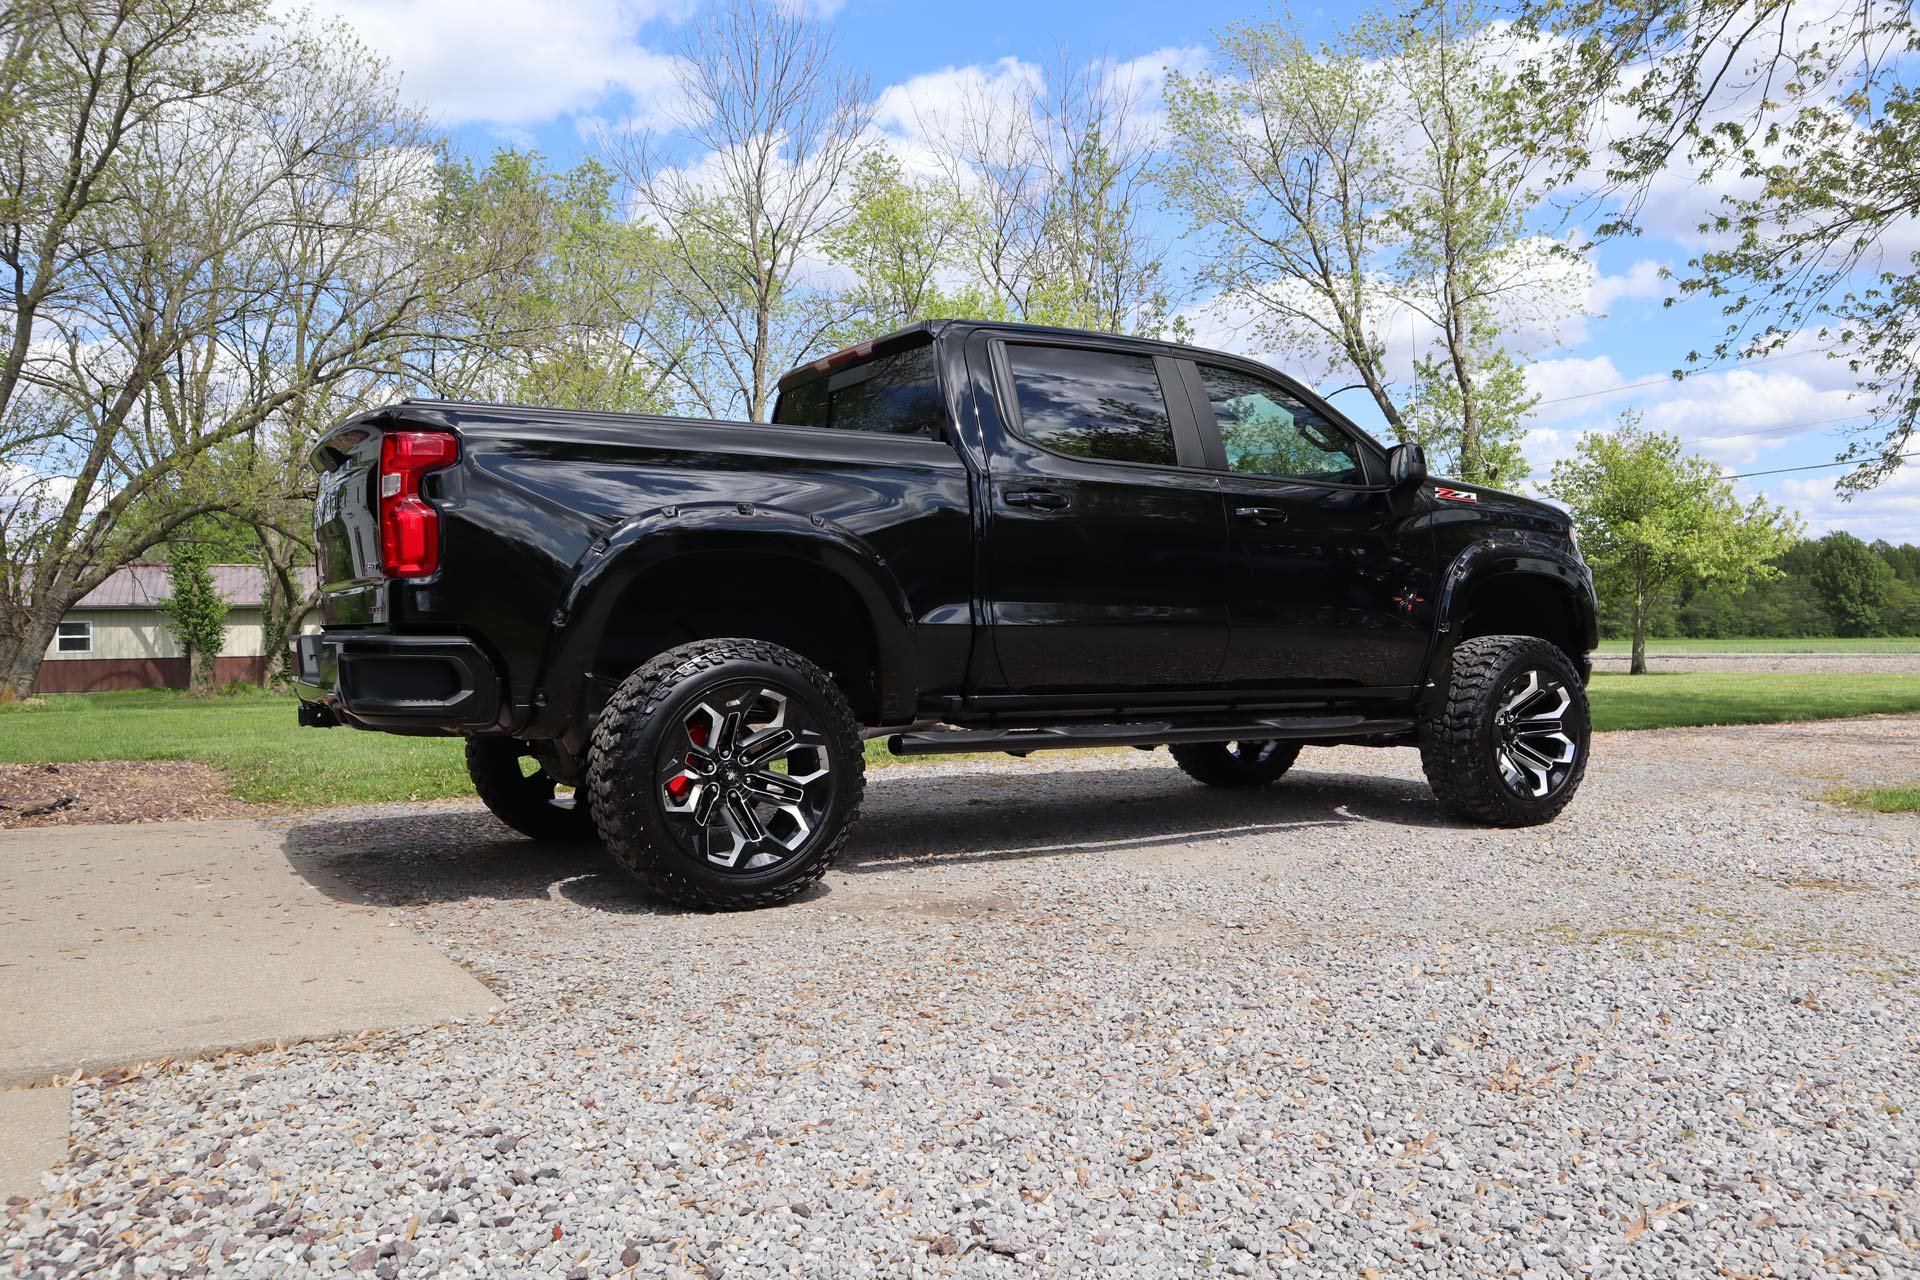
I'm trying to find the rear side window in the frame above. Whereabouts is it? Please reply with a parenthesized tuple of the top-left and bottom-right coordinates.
(772, 344, 944, 438)
(1199, 365, 1366, 484)
(1004, 345, 1177, 467)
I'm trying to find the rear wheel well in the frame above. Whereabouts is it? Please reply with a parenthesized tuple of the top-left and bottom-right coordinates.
(1455, 573, 1587, 671)
(592, 552, 882, 724)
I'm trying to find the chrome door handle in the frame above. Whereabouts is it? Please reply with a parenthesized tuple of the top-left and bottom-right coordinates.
(1234, 505, 1288, 525)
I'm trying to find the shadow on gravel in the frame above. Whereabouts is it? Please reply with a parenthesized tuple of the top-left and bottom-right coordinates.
(281, 762, 1449, 911)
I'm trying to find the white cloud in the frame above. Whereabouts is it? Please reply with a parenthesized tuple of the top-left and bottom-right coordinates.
(299, 0, 684, 128)
(1526, 355, 1628, 416)
(1589, 259, 1665, 313)
(1763, 464, 1920, 544)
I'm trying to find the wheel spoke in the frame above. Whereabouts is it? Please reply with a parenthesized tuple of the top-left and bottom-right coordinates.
(739, 727, 797, 767)
(745, 770, 807, 804)
(717, 708, 745, 755)
(1515, 728, 1577, 764)
(1499, 671, 1541, 717)
(724, 790, 767, 843)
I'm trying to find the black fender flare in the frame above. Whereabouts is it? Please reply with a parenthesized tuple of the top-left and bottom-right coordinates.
(1422, 533, 1598, 700)
(539, 502, 918, 728)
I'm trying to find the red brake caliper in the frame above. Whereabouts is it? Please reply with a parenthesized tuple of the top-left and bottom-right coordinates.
(667, 717, 708, 801)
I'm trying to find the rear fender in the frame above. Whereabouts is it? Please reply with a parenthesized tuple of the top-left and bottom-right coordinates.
(538, 502, 918, 730)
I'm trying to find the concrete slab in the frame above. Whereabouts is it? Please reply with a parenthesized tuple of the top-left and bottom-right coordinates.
(0, 1087, 70, 1199)
(0, 819, 500, 1087)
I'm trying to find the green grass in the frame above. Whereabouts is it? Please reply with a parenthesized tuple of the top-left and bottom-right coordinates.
(0, 688, 472, 807)
(1586, 672, 1920, 732)
(5, 671, 1920, 809)
(1595, 636, 1920, 654)
(1823, 783, 1920, 814)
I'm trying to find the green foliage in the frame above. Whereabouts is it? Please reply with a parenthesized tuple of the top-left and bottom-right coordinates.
(1812, 532, 1900, 638)
(1518, 0, 1920, 491)
(1161, 0, 1575, 481)
(161, 539, 229, 697)
(1404, 334, 1539, 486)
(426, 151, 685, 414)
(822, 150, 1005, 344)
(1546, 413, 1800, 669)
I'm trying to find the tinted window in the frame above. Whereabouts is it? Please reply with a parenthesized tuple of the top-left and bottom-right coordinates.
(1199, 365, 1365, 484)
(1005, 345, 1177, 466)
(772, 343, 944, 437)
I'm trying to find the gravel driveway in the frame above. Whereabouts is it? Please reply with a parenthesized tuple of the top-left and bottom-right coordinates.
(5, 716, 1918, 1278)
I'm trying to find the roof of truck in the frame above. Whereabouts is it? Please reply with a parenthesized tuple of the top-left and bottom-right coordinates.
(772, 318, 1197, 393)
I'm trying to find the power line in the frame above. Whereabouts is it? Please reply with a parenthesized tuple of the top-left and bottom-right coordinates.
(1682, 411, 1870, 445)
(1723, 452, 1917, 481)
(1533, 344, 1842, 409)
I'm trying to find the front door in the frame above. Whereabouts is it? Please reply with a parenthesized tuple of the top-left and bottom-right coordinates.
(973, 335, 1230, 693)
(1179, 359, 1435, 690)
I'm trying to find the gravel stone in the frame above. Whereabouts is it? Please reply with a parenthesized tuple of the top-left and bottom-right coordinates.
(3, 715, 1918, 1277)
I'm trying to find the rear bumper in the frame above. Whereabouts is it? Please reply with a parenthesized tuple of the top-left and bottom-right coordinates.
(293, 631, 501, 732)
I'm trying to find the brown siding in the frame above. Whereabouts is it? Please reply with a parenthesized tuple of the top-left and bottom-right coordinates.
(33, 655, 269, 694)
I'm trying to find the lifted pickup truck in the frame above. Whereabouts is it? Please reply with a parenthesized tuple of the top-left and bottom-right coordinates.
(297, 320, 1596, 908)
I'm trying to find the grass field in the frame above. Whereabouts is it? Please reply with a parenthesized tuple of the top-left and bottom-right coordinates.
(5, 672, 1920, 808)
(1594, 637, 1920, 653)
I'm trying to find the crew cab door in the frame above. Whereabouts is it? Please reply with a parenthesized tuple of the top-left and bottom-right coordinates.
(1175, 358, 1435, 691)
(969, 333, 1229, 693)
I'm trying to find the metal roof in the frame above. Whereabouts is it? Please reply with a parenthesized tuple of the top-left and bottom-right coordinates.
(71, 563, 315, 610)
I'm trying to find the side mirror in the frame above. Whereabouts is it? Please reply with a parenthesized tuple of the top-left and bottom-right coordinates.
(1387, 441, 1427, 492)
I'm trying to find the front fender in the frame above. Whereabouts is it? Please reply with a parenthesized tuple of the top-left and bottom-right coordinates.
(536, 501, 918, 728)
(1423, 532, 1598, 687)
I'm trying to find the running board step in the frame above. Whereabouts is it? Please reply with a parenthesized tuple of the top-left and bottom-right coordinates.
(887, 715, 1417, 757)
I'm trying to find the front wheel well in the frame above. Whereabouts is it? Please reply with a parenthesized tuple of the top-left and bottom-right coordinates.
(590, 551, 883, 724)
(1453, 573, 1589, 672)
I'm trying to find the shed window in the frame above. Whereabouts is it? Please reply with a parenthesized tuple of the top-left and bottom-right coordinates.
(56, 620, 91, 653)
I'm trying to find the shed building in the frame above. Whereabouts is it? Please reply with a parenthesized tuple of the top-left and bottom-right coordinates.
(37, 563, 318, 694)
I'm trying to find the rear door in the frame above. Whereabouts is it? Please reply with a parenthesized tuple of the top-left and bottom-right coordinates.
(971, 333, 1229, 693)
(1177, 358, 1435, 691)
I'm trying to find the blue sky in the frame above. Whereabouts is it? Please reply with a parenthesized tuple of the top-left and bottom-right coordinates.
(308, 0, 1918, 543)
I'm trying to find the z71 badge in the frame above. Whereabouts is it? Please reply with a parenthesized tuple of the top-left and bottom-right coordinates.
(1434, 487, 1479, 502)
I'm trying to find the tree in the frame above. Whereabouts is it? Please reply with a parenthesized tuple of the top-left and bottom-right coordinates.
(1545, 413, 1799, 673)
(1520, 0, 1920, 491)
(1403, 328, 1540, 486)
(420, 151, 703, 415)
(1812, 531, 1898, 638)
(602, 0, 870, 420)
(161, 537, 226, 695)
(821, 150, 999, 344)
(0, 6, 456, 700)
(907, 53, 1176, 337)
(1161, 1, 1578, 480)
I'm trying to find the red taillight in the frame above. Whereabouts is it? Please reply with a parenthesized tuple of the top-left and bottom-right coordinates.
(378, 431, 457, 578)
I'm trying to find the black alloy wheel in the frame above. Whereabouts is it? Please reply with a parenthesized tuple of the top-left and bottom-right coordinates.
(1168, 738, 1302, 788)
(1420, 634, 1591, 826)
(588, 639, 864, 909)
(655, 681, 837, 872)
(465, 736, 598, 843)
(1491, 667, 1581, 801)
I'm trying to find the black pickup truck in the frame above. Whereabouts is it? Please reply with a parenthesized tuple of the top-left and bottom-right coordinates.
(297, 320, 1595, 908)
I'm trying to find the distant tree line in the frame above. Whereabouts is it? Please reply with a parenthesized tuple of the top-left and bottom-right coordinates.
(1600, 535, 1920, 641)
